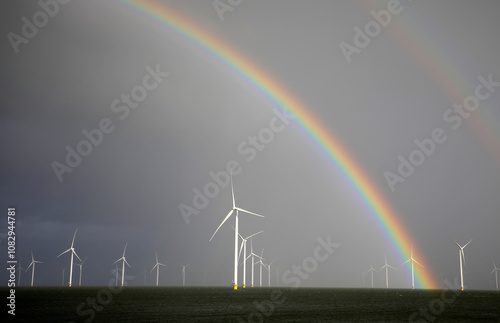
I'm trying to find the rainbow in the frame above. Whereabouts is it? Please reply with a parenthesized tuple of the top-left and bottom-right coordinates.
(111, 0, 440, 289)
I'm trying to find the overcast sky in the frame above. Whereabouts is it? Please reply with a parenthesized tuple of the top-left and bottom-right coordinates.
(1, 0, 499, 290)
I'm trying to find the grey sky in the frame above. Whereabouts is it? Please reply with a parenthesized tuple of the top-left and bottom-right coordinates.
(1, 0, 499, 289)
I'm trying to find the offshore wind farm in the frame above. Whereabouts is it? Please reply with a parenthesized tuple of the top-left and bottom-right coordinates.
(2, 0, 500, 322)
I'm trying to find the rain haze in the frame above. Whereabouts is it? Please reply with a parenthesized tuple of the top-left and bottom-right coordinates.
(1, 0, 500, 291)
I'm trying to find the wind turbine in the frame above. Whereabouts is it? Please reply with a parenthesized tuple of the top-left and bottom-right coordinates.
(246, 239, 263, 287)
(238, 230, 263, 288)
(209, 172, 264, 290)
(26, 251, 42, 286)
(256, 249, 265, 287)
(112, 265, 121, 286)
(151, 253, 167, 287)
(113, 243, 131, 287)
(491, 260, 500, 291)
(179, 263, 190, 287)
(450, 238, 472, 291)
(366, 263, 377, 288)
(16, 262, 24, 286)
(76, 258, 87, 287)
(379, 254, 397, 288)
(402, 243, 423, 289)
(265, 259, 276, 287)
(57, 228, 81, 287)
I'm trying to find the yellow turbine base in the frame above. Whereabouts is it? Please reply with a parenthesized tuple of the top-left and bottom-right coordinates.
(234, 285, 238, 290)
(243, 285, 246, 288)
(251, 284, 254, 287)
(69, 284, 71, 287)
(461, 288, 464, 291)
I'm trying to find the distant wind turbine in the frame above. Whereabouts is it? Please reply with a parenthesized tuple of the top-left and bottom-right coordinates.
(246, 239, 263, 288)
(450, 238, 472, 291)
(491, 260, 500, 291)
(76, 258, 87, 287)
(112, 265, 121, 287)
(16, 262, 24, 286)
(256, 249, 265, 287)
(113, 243, 131, 287)
(366, 263, 377, 288)
(57, 228, 81, 287)
(238, 230, 263, 288)
(179, 263, 190, 287)
(151, 253, 167, 287)
(402, 243, 423, 289)
(379, 254, 397, 288)
(209, 172, 264, 290)
(265, 259, 276, 287)
(26, 250, 42, 286)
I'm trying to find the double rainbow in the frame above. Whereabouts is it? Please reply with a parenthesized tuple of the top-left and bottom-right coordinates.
(112, 0, 440, 289)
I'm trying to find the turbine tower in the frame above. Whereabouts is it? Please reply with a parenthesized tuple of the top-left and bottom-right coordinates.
(379, 254, 397, 288)
(451, 238, 472, 291)
(26, 250, 42, 287)
(113, 243, 131, 287)
(111, 265, 121, 287)
(491, 260, 500, 291)
(402, 243, 424, 289)
(151, 253, 167, 287)
(179, 263, 190, 287)
(16, 262, 24, 286)
(57, 228, 81, 287)
(209, 172, 264, 290)
(246, 239, 263, 287)
(238, 230, 263, 288)
(76, 258, 86, 287)
(366, 263, 377, 288)
(265, 259, 276, 287)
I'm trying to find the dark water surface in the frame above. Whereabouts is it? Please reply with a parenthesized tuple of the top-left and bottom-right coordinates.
(6, 287, 500, 322)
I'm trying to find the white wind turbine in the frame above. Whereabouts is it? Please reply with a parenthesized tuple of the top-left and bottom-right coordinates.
(179, 263, 190, 287)
(16, 262, 24, 286)
(60, 267, 66, 286)
(402, 243, 423, 289)
(76, 258, 87, 287)
(246, 239, 263, 288)
(265, 259, 276, 287)
(151, 253, 167, 287)
(450, 238, 472, 291)
(238, 230, 263, 288)
(113, 243, 131, 287)
(256, 249, 266, 287)
(26, 250, 42, 287)
(379, 254, 397, 288)
(366, 263, 377, 288)
(112, 265, 121, 287)
(57, 228, 81, 287)
(491, 260, 500, 291)
(209, 172, 264, 290)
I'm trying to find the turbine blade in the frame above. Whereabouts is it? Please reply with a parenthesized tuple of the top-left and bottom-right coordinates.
(151, 265, 156, 272)
(246, 230, 264, 240)
(124, 258, 131, 267)
(57, 249, 71, 258)
(450, 237, 462, 249)
(236, 207, 264, 218)
(71, 228, 78, 248)
(238, 240, 245, 260)
(123, 243, 128, 257)
(113, 258, 122, 265)
(413, 259, 424, 268)
(463, 239, 472, 249)
(209, 209, 234, 241)
(388, 264, 397, 270)
(402, 259, 410, 265)
(461, 250, 467, 269)
(230, 171, 235, 209)
(73, 250, 82, 262)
